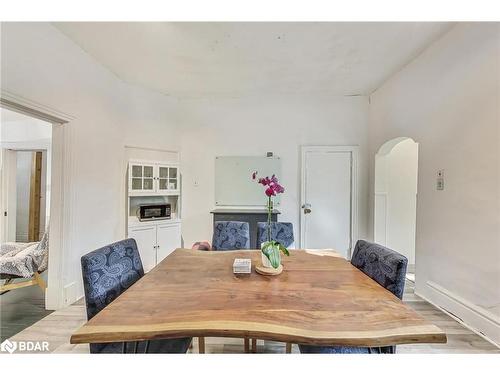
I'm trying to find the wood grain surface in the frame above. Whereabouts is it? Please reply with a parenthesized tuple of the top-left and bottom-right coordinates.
(70, 249, 446, 347)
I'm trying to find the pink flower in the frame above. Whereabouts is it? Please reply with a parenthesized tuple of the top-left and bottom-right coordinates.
(265, 187, 275, 197)
(258, 177, 271, 186)
(253, 172, 285, 197)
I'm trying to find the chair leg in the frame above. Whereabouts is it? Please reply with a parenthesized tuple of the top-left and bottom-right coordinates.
(244, 338, 250, 353)
(198, 337, 205, 353)
(286, 343, 292, 353)
(251, 338, 257, 353)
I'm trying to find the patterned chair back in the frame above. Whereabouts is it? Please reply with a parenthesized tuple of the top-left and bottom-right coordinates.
(256, 222, 294, 248)
(212, 221, 250, 251)
(81, 238, 144, 321)
(350, 240, 408, 300)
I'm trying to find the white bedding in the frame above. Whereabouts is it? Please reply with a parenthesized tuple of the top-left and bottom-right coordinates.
(0, 231, 48, 278)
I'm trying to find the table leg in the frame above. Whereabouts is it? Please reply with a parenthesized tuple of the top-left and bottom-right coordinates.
(286, 343, 292, 353)
(244, 338, 250, 353)
(251, 338, 257, 353)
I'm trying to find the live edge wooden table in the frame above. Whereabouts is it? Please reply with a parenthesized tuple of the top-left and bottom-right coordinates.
(70, 249, 446, 351)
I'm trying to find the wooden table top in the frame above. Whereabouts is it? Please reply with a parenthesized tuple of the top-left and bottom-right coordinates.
(70, 249, 446, 347)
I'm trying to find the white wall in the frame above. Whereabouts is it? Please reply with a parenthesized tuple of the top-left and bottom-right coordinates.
(374, 138, 418, 264)
(178, 94, 369, 248)
(1, 22, 182, 307)
(368, 23, 500, 344)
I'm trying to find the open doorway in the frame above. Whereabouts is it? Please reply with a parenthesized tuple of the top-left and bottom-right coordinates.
(0, 108, 53, 340)
(374, 137, 418, 282)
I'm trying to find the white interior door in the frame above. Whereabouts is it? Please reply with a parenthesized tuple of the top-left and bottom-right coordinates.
(0, 149, 18, 242)
(300, 146, 357, 258)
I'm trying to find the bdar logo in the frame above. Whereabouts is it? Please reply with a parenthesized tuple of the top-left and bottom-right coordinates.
(1, 339, 17, 353)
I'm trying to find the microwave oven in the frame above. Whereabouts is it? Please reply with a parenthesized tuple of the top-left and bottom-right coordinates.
(137, 204, 171, 221)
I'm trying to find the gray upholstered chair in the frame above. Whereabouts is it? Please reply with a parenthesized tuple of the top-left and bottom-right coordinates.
(81, 238, 192, 353)
(256, 222, 294, 248)
(299, 240, 408, 354)
(212, 221, 250, 251)
(207, 221, 250, 352)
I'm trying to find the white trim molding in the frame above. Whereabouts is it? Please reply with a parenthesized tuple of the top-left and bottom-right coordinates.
(416, 281, 500, 348)
(1, 90, 75, 124)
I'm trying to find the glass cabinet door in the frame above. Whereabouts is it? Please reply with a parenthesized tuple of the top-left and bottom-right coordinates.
(131, 164, 143, 191)
(130, 163, 155, 192)
(157, 165, 179, 192)
(168, 167, 178, 190)
(158, 166, 169, 191)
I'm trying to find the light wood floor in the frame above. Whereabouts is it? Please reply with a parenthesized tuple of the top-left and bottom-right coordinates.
(2, 280, 499, 354)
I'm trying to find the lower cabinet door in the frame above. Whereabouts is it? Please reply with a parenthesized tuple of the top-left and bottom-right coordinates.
(156, 223, 182, 263)
(128, 225, 157, 272)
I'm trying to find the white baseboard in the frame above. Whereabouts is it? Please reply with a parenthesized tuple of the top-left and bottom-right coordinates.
(415, 281, 500, 348)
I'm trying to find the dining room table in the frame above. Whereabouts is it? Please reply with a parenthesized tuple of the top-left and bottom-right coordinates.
(70, 248, 447, 351)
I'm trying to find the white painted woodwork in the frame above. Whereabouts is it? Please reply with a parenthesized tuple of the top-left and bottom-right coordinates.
(300, 146, 358, 259)
(156, 222, 182, 263)
(128, 161, 179, 196)
(2, 149, 18, 242)
(128, 225, 157, 273)
(127, 158, 182, 272)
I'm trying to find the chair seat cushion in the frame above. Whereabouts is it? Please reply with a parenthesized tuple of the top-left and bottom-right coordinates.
(298, 344, 370, 354)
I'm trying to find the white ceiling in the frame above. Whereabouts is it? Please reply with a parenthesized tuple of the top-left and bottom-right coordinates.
(54, 22, 452, 98)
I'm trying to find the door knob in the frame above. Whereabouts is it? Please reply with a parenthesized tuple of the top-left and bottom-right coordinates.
(302, 203, 312, 214)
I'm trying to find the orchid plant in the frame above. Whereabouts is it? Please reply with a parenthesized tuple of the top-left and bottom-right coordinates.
(252, 171, 289, 268)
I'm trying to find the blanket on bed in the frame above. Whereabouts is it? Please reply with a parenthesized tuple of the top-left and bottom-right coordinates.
(0, 231, 49, 278)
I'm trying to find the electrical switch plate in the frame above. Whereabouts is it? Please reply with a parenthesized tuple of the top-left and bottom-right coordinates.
(437, 169, 444, 190)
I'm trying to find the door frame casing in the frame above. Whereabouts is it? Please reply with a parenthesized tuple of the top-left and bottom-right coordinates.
(300, 145, 359, 258)
(1, 90, 74, 310)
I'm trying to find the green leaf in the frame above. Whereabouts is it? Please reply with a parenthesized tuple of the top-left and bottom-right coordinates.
(261, 242, 281, 269)
(278, 243, 290, 256)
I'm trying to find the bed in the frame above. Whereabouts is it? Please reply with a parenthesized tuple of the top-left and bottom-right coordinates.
(0, 230, 48, 294)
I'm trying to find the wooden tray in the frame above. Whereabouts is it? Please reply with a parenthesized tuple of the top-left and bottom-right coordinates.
(255, 264, 283, 276)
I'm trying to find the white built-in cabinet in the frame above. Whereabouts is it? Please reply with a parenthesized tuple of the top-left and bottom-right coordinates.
(128, 221, 181, 273)
(129, 161, 179, 195)
(127, 159, 181, 273)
